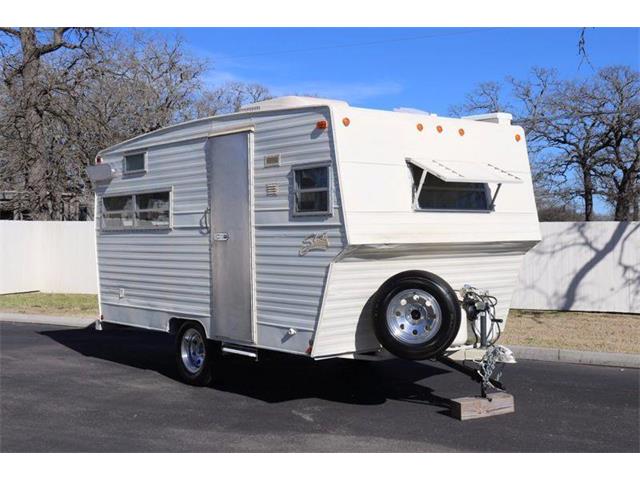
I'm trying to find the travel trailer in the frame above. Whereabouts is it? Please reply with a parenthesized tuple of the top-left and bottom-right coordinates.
(87, 96, 540, 385)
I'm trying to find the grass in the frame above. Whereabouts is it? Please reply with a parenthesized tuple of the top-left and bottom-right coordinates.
(0, 292, 98, 318)
(0, 294, 637, 354)
(502, 309, 640, 354)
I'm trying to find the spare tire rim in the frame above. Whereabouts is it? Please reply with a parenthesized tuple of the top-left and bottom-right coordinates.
(180, 328, 206, 374)
(385, 289, 442, 345)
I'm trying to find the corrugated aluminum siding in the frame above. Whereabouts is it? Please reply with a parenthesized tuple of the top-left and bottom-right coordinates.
(251, 111, 345, 354)
(96, 137, 211, 331)
(95, 108, 346, 353)
(311, 241, 535, 358)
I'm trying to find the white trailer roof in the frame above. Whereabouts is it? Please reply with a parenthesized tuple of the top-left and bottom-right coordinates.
(407, 158, 523, 184)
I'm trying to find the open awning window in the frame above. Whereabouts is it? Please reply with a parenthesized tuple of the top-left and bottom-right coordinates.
(407, 158, 523, 184)
(406, 158, 522, 211)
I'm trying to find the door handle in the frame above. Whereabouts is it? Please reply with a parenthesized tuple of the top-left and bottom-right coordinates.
(213, 232, 230, 241)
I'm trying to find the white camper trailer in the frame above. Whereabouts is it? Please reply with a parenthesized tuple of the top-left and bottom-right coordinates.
(88, 96, 541, 386)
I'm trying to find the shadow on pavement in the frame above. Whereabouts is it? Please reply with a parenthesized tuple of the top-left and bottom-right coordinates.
(40, 326, 454, 411)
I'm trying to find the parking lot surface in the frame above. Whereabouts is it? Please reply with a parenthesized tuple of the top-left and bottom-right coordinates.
(1, 321, 638, 452)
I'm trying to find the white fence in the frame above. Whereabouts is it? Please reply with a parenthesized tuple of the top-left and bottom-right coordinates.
(1, 220, 638, 314)
(511, 221, 639, 314)
(0, 221, 97, 295)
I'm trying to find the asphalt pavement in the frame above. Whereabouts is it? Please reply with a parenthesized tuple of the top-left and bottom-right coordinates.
(1, 321, 638, 452)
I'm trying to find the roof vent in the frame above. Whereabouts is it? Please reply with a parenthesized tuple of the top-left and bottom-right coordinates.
(462, 112, 512, 126)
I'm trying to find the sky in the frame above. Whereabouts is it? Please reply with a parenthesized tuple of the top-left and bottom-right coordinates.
(153, 27, 638, 116)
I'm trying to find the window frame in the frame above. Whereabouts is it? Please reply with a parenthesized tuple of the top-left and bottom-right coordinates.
(407, 162, 493, 213)
(99, 187, 173, 231)
(122, 150, 148, 176)
(291, 163, 333, 217)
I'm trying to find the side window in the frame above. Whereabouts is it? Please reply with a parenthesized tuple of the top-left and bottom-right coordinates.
(408, 163, 490, 211)
(102, 195, 135, 229)
(101, 190, 171, 230)
(135, 191, 171, 228)
(123, 152, 147, 175)
(292, 165, 331, 216)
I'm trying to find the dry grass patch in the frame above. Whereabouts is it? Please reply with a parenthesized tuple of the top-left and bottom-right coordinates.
(0, 293, 98, 317)
(503, 309, 640, 354)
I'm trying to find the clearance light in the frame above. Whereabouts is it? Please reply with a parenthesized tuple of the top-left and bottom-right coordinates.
(436, 125, 443, 133)
(416, 123, 424, 131)
(96, 156, 103, 164)
(515, 134, 522, 142)
(316, 120, 328, 129)
(342, 117, 351, 127)
(458, 128, 465, 136)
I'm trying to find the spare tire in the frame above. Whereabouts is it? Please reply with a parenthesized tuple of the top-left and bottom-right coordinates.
(372, 270, 461, 360)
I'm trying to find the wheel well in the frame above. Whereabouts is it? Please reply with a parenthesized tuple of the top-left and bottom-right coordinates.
(169, 317, 208, 336)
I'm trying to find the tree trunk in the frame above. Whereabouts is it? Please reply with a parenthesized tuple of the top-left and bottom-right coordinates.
(17, 28, 51, 219)
(582, 165, 594, 221)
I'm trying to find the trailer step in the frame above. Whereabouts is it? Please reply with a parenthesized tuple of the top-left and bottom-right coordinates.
(222, 344, 258, 359)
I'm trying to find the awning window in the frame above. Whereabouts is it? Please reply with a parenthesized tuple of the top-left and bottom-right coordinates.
(406, 158, 522, 211)
(407, 158, 523, 184)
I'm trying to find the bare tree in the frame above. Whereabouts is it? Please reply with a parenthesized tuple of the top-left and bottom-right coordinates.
(0, 27, 99, 219)
(0, 28, 272, 220)
(449, 81, 509, 117)
(452, 66, 638, 221)
(191, 81, 272, 118)
(588, 66, 640, 221)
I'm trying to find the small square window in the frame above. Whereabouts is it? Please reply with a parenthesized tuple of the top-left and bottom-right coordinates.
(123, 152, 146, 174)
(292, 165, 331, 216)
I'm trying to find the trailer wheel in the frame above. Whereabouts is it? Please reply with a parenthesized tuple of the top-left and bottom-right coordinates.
(372, 271, 461, 360)
(175, 322, 214, 386)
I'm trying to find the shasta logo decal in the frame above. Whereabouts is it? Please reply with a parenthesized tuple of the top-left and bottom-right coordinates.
(299, 232, 329, 256)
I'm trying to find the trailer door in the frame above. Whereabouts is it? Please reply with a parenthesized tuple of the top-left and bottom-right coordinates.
(207, 131, 255, 344)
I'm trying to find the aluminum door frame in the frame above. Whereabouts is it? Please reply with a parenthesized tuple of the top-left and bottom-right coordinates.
(207, 128, 256, 345)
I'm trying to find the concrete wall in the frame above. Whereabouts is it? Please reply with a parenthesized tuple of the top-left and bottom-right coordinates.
(0, 221, 97, 294)
(511, 222, 640, 314)
(1, 220, 638, 314)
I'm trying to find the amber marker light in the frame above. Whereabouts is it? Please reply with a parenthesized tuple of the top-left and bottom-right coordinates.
(458, 128, 465, 136)
(515, 134, 522, 142)
(416, 123, 424, 131)
(316, 120, 328, 129)
(436, 125, 443, 133)
(342, 117, 351, 126)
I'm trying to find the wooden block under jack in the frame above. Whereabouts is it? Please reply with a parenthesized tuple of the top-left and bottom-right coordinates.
(450, 392, 515, 420)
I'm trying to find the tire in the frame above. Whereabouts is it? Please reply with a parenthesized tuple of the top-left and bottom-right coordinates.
(372, 270, 461, 360)
(175, 321, 215, 386)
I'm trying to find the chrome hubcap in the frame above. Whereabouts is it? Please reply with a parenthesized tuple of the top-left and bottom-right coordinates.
(180, 328, 206, 374)
(385, 289, 442, 344)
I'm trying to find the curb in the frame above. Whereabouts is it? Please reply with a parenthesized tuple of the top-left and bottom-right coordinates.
(0, 312, 95, 328)
(507, 345, 640, 369)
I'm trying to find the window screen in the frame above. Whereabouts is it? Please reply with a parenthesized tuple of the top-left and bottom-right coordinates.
(101, 190, 171, 230)
(293, 165, 331, 215)
(102, 195, 135, 229)
(123, 152, 146, 174)
(409, 163, 489, 211)
(135, 191, 170, 228)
